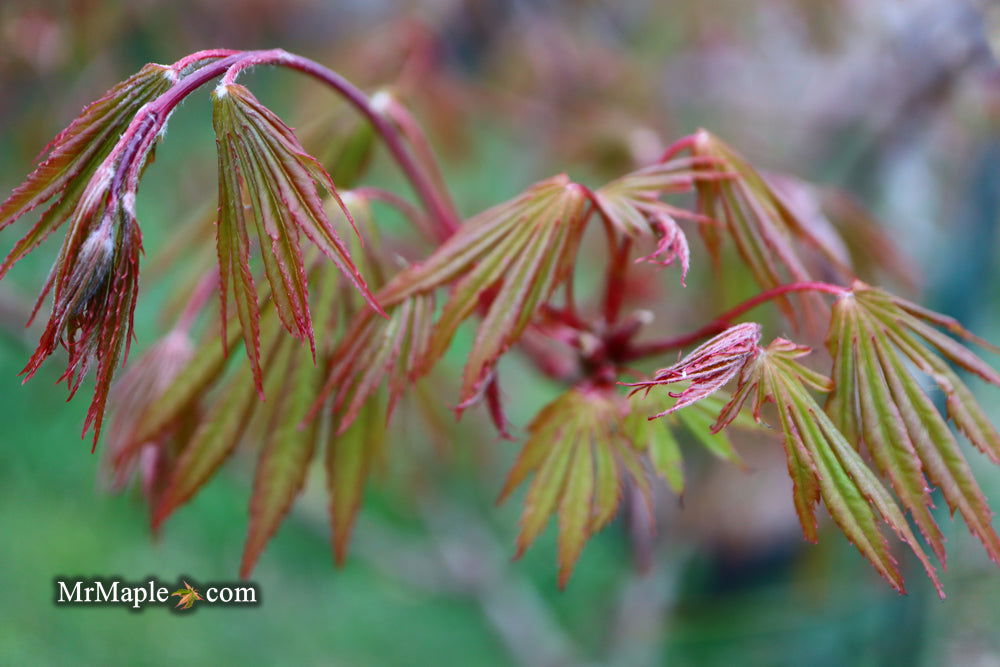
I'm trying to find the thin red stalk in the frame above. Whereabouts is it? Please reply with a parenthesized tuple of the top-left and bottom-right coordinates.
(658, 134, 697, 163)
(170, 49, 240, 74)
(622, 281, 848, 361)
(103, 49, 459, 242)
(353, 186, 436, 241)
(381, 97, 460, 235)
(225, 50, 461, 238)
(603, 236, 632, 326)
(109, 52, 256, 200)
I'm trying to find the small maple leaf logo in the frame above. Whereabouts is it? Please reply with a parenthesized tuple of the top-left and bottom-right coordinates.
(170, 581, 203, 610)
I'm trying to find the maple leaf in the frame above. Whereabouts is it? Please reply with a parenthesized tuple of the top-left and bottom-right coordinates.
(309, 175, 592, 434)
(106, 210, 389, 570)
(171, 581, 203, 610)
(498, 387, 633, 588)
(624, 322, 761, 416)
(687, 130, 844, 324)
(712, 337, 942, 597)
(379, 174, 590, 405)
(500, 383, 754, 586)
(211, 82, 383, 394)
(825, 281, 1000, 566)
(592, 155, 725, 284)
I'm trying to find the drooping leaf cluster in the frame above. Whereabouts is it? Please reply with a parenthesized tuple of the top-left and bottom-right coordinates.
(0, 63, 176, 444)
(497, 385, 745, 586)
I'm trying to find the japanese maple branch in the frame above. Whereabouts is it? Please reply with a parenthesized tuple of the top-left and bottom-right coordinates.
(223, 50, 460, 239)
(107, 49, 460, 240)
(622, 281, 848, 361)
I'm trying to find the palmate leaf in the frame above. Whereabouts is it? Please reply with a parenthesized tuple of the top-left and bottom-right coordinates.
(712, 338, 944, 596)
(826, 282, 1000, 565)
(0, 63, 175, 277)
(241, 249, 348, 575)
(500, 383, 750, 586)
(498, 388, 631, 588)
(114, 235, 389, 570)
(689, 131, 844, 322)
(211, 83, 383, 393)
(313, 175, 590, 433)
(312, 293, 435, 434)
(592, 156, 724, 283)
(378, 174, 590, 405)
(151, 310, 288, 531)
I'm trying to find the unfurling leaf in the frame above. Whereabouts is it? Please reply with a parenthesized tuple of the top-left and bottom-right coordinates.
(0, 64, 180, 445)
(624, 322, 761, 416)
(211, 82, 383, 393)
(21, 177, 145, 446)
(593, 156, 723, 283)
(826, 281, 1000, 566)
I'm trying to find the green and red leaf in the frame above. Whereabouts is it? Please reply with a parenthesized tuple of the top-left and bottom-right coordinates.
(211, 83, 383, 392)
(378, 174, 589, 405)
(593, 156, 724, 283)
(0, 63, 174, 276)
(825, 282, 1000, 565)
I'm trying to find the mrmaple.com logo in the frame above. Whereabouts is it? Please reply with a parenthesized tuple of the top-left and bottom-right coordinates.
(54, 577, 258, 612)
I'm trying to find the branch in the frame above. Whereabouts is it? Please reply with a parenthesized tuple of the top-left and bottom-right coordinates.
(106, 49, 460, 241)
(622, 281, 848, 361)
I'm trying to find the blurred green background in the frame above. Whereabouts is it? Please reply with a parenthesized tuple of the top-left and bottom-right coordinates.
(3, 1, 1000, 665)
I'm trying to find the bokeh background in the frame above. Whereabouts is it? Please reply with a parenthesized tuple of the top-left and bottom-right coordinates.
(3, 0, 1000, 665)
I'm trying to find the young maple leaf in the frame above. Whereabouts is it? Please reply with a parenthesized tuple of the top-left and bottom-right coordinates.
(498, 387, 633, 587)
(0, 64, 179, 446)
(688, 130, 840, 325)
(624, 322, 761, 416)
(211, 82, 383, 395)
(592, 155, 725, 284)
(825, 281, 1000, 566)
(713, 337, 943, 597)
(170, 581, 203, 610)
(377, 174, 590, 406)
